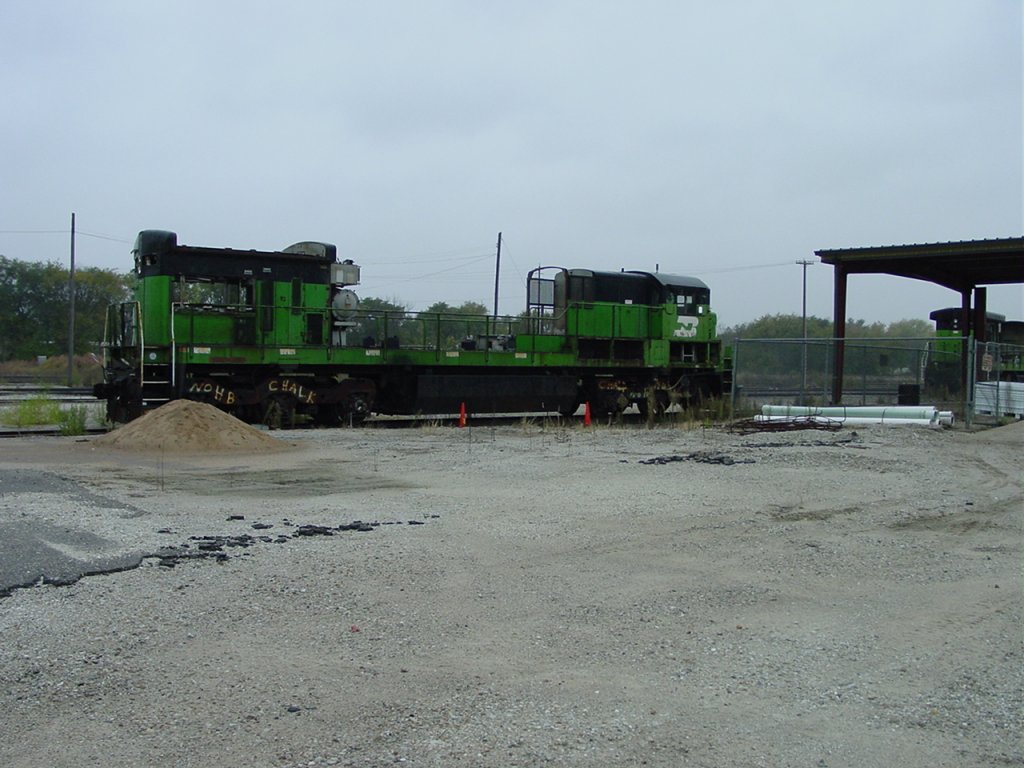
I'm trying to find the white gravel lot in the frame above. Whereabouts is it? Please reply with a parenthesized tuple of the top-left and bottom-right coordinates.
(0, 419, 1021, 768)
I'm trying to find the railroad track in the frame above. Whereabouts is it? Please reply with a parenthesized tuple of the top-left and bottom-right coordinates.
(0, 426, 108, 438)
(0, 409, 660, 438)
(0, 385, 95, 403)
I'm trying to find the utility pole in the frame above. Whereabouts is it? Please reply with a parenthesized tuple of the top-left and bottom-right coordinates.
(493, 231, 502, 320)
(67, 212, 76, 387)
(796, 259, 814, 402)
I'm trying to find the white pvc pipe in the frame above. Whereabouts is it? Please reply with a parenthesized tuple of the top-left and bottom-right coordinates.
(761, 405, 940, 420)
(755, 414, 939, 427)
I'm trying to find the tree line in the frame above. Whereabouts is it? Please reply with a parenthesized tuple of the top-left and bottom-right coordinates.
(0, 256, 134, 361)
(720, 314, 936, 379)
(720, 313, 934, 343)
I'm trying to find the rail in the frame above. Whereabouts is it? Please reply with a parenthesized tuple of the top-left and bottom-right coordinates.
(0, 385, 95, 403)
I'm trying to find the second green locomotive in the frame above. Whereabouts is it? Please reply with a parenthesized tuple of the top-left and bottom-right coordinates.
(925, 307, 1024, 391)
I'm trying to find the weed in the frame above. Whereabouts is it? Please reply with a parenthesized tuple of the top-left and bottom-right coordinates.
(57, 405, 89, 436)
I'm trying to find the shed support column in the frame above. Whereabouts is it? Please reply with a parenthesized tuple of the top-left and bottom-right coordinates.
(960, 290, 972, 395)
(973, 287, 987, 343)
(973, 286, 987, 384)
(831, 264, 847, 405)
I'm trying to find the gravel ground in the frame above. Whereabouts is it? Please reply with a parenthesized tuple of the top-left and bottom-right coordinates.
(0, 420, 1020, 768)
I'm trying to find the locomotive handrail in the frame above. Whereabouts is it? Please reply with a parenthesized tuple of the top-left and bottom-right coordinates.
(100, 304, 112, 371)
(135, 301, 144, 391)
(170, 302, 177, 389)
(171, 301, 255, 314)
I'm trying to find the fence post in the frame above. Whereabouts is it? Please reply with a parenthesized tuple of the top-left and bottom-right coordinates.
(824, 339, 833, 405)
(965, 336, 974, 428)
(731, 338, 740, 414)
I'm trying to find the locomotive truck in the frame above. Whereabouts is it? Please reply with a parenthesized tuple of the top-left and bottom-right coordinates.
(95, 230, 732, 426)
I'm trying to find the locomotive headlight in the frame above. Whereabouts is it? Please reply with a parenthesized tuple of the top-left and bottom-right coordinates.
(149, 352, 157, 361)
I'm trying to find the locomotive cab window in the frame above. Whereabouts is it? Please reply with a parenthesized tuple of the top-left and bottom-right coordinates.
(173, 278, 251, 309)
(675, 289, 708, 315)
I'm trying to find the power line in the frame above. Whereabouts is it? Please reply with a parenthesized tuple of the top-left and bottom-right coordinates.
(78, 230, 132, 243)
(0, 229, 67, 234)
(695, 260, 795, 274)
(365, 250, 493, 266)
(0, 228, 131, 243)
(365, 253, 495, 287)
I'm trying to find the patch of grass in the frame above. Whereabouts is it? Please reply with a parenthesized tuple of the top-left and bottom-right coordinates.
(2, 396, 63, 427)
(0, 397, 97, 434)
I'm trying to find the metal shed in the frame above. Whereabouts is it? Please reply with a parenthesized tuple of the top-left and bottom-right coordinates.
(815, 237, 1024, 403)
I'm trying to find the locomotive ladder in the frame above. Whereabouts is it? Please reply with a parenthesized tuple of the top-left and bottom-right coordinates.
(135, 307, 173, 410)
(141, 352, 172, 409)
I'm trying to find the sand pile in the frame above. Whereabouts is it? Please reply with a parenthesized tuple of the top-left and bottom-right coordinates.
(973, 418, 1024, 445)
(92, 400, 290, 453)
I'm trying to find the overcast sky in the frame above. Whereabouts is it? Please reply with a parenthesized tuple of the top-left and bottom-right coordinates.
(1, 1, 1021, 327)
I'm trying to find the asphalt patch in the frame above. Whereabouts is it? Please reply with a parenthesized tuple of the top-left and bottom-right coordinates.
(639, 452, 754, 466)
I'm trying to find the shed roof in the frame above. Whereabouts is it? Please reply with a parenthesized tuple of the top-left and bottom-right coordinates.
(814, 237, 1024, 292)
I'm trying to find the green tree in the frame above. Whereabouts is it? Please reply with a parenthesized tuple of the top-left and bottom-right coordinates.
(885, 318, 934, 338)
(0, 255, 132, 361)
(350, 296, 409, 347)
(71, 267, 135, 354)
(420, 300, 495, 348)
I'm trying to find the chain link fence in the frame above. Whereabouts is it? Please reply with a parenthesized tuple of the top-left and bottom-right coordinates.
(730, 337, 1024, 423)
(972, 340, 1024, 421)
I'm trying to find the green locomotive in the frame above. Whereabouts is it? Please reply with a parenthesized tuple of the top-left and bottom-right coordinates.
(95, 230, 731, 425)
(925, 307, 1024, 391)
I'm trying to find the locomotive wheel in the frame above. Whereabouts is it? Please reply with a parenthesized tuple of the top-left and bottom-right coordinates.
(637, 389, 670, 420)
(312, 404, 343, 427)
(313, 394, 372, 427)
(346, 393, 371, 424)
(557, 399, 581, 418)
(262, 396, 296, 430)
(107, 398, 133, 425)
(590, 394, 628, 419)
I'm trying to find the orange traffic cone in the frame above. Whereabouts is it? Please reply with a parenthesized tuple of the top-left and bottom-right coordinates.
(459, 402, 467, 428)
(583, 402, 592, 426)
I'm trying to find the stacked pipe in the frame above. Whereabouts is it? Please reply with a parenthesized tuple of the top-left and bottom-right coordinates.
(756, 405, 954, 427)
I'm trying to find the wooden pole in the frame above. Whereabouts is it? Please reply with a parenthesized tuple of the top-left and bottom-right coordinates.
(493, 231, 502, 319)
(67, 212, 76, 387)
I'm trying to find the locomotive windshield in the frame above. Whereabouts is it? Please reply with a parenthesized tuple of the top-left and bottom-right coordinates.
(644, 273, 710, 316)
(673, 287, 710, 315)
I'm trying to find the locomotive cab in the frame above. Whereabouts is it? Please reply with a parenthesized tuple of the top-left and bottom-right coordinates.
(634, 273, 713, 340)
